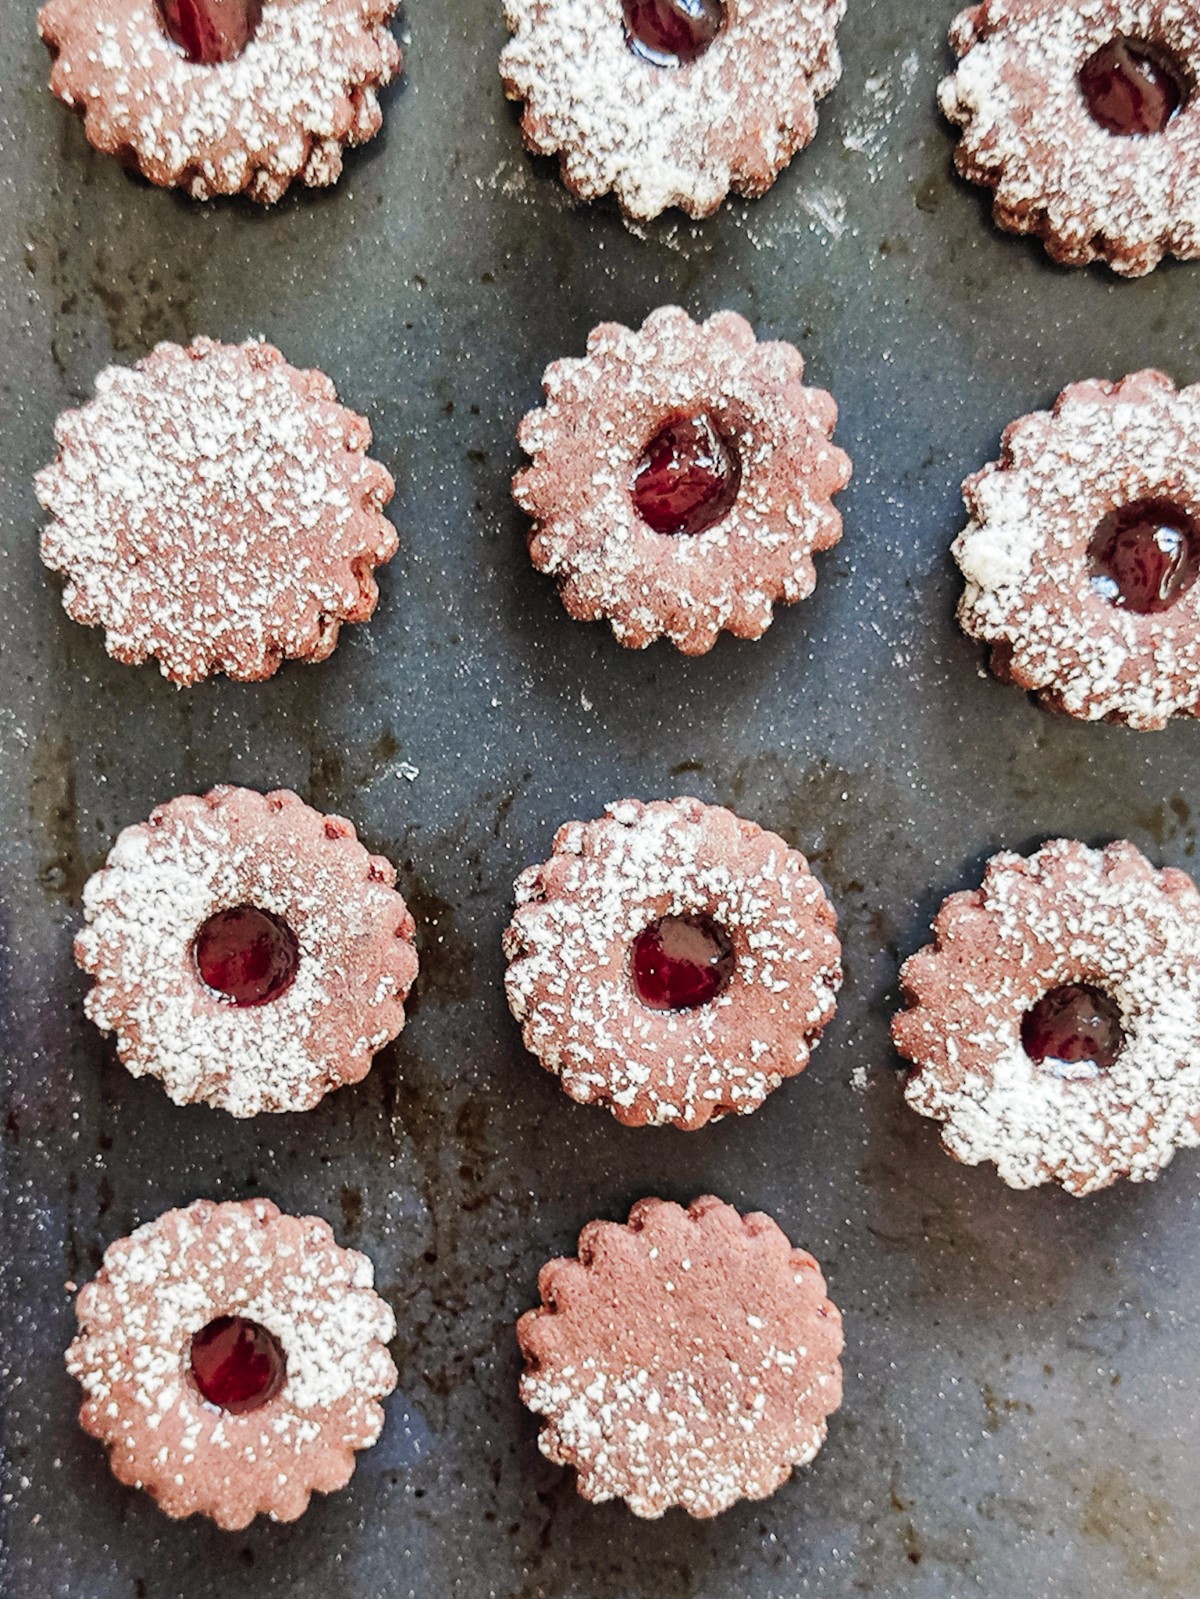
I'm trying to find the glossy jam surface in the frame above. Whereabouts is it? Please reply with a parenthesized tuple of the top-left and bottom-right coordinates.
(632, 414, 742, 536)
(631, 914, 736, 1011)
(1088, 499, 1200, 614)
(193, 905, 300, 1008)
(1021, 983, 1125, 1078)
(622, 0, 725, 66)
(156, 0, 264, 65)
(190, 1316, 286, 1414)
(1078, 37, 1186, 134)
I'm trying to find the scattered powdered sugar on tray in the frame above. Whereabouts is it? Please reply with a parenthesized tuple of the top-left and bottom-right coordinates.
(67, 1198, 397, 1529)
(76, 786, 418, 1117)
(518, 1197, 844, 1519)
(894, 838, 1200, 1196)
(515, 306, 851, 656)
(501, 0, 844, 220)
(941, 0, 1200, 274)
(954, 370, 1200, 729)
(38, 0, 401, 202)
(503, 796, 842, 1129)
(37, 337, 398, 685)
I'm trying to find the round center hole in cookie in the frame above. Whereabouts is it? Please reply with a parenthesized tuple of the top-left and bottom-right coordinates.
(622, 0, 726, 67)
(1021, 983, 1125, 1079)
(155, 0, 264, 65)
(1078, 36, 1187, 135)
(632, 413, 742, 536)
(193, 905, 300, 1008)
(1088, 498, 1200, 614)
(190, 1316, 286, 1414)
(631, 914, 736, 1011)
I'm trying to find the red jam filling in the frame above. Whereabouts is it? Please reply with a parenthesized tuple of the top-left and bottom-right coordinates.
(1088, 499, 1200, 614)
(156, 0, 264, 65)
(1021, 983, 1125, 1078)
(1078, 37, 1186, 135)
(622, 0, 725, 66)
(190, 1316, 286, 1414)
(632, 413, 742, 536)
(193, 905, 300, 1008)
(631, 914, 735, 1011)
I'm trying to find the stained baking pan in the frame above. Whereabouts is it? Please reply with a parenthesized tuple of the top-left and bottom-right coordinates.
(4, 0, 1200, 1595)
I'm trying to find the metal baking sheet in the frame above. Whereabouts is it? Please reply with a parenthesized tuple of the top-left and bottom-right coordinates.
(4, 1, 1200, 1595)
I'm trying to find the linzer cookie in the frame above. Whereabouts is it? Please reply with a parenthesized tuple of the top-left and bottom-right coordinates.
(76, 786, 418, 1116)
(518, 1196, 844, 1519)
(500, 0, 844, 220)
(954, 371, 1200, 729)
(515, 308, 850, 654)
(942, 1, 1200, 274)
(67, 1198, 398, 1528)
(503, 797, 842, 1129)
(37, 338, 397, 684)
(893, 840, 1200, 1196)
(38, 0, 401, 203)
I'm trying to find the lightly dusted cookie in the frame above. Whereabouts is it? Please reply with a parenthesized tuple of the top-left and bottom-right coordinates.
(515, 307, 850, 655)
(518, 1196, 844, 1518)
(75, 786, 418, 1116)
(67, 1198, 398, 1528)
(37, 337, 397, 684)
(503, 796, 842, 1129)
(942, 0, 1200, 275)
(39, 0, 402, 203)
(893, 839, 1200, 1196)
(501, 0, 845, 221)
(954, 371, 1200, 729)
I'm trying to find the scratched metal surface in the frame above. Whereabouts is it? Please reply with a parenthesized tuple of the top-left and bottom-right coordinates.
(3, 2, 1200, 1596)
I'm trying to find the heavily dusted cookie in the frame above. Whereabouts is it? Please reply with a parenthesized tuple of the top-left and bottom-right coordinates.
(518, 1196, 844, 1519)
(893, 839, 1200, 1196)
(39, 0, 402, 203)
(500, 0, 844, 221)
(68, 1198, 398, 1528)
(954, 371, 1200, 730)
(503, 797, 842, 1129)
(37, 338, 397, 684)
(76, 786, 418, 1116)
(515, 307, 850, 655)
(942, 0, 1200, 275)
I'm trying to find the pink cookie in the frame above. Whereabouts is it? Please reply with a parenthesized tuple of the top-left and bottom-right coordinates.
(76, 786, 419, 1116)
(68, 1198, 398, 1528)
(519, 1196, 844, 1518)
(503, 797, 842, 1129)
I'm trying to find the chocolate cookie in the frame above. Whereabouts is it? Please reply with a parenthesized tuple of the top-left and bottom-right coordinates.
(501, 0, 844, 221)
(76, 786, 418, 1116)
(67, 1198, 398, 1528)
(37, 338, 398, 684)
(515, 307, 850, 654)
(954, 372, 1200, 729)
(518, 1196, 844, 1519)
(39, 0, 402, 203)
(503, 797, 842, 1129)
(942, 1, 1200, 275)
(893, 839, 1200, 1196)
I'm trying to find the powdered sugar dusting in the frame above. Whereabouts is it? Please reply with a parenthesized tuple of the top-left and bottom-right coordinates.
(39, 0, 401, 202)
(501, 0, 844, 220)
(942, 0, 1200, 274)
(503, 797, 842, 1129)
(515, 307, 851, 656)
(37, 338, 397, 684)
(75, 786, 418, 1117)
(518, 1197, 843, 1519)
(954, 370, 1200, 729)
(68, 1198, 398, 1529)
(894, 839, 1200, 1196)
